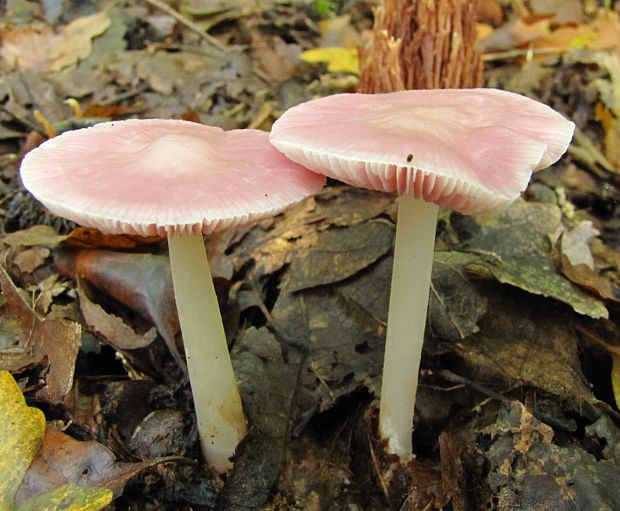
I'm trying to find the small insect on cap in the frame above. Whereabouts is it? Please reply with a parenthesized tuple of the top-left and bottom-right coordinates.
(269, 89, 575, 215)
(20, 119, 326, 236)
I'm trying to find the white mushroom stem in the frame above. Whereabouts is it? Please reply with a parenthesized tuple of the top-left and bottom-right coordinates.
(379, 195, 438, 459)
(168, 231, 247, 473)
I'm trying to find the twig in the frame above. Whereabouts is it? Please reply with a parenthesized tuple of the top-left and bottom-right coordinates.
(143, 0, 227, 53)
(366, 420, 393, 508)
(483, 47, 565, 62)
(436, 369, 513, 405)
(0, 105, 44, 135)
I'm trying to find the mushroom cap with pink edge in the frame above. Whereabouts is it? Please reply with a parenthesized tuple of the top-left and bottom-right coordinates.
(20, 119, 326, 236)
(269, 89, 575, 215)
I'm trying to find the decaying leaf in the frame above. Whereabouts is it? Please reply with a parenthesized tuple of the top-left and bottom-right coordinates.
(482, 401, 620, 510)
(77, 280, 158, 351)
(561, 220, 599, 268)
(335, 253, 392, 324)
(453, 284, 598, 416)
(453, 200, 609, 318)
(15, 427, 152, 503)
(272, 287, 384, 415)
(286, 221, 394, 292)
(64, 227, 161, 250)
(253, 33, 300, 82)
(0, 267, 81, 403)
(55, 249, 181, 367)
(480, 6, 620, 54)
(430, 253, 487, 340)
(313, 187, 394, 227)
(224, 327, 299, 509)
(13, 247, 50, 274)
(530, 0, 583, 24)
(128, 409, 187, 458)
(477, 17, 551, 52)
(16, 484, 113, 511)
(2, 225, 66, 248)
(532, 8, 620, 53)
(560, 254, 619, 302)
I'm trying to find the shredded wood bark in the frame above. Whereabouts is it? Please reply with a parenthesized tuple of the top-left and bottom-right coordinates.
(358, 0, 483, 93)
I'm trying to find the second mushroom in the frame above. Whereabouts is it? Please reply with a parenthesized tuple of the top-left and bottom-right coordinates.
(269, 88, 575, 460)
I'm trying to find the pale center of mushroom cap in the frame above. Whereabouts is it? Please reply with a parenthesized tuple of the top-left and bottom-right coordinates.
(134, 133, 220, 175)
(371, 105, 478, 137)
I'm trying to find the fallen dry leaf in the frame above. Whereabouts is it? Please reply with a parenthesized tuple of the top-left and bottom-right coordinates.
(13, 247, 50, 274)
(15, 428, 153, 502)
(560, 254, 619, 302)
(453, 284, 598, 415)
(0, 267, 81, 403)
(452, 200, 608, 319)
(31, 273, 70, 315)
(77, 280, 158, 351)
(533, 8, 620, 53)
(55, 249, 181, 367)
(252, 33, 300, 82)
(55, 248, 232, 372)
(64, 227, 161, 250)
(481, 401, 620, 509)
(2, 225, 66, 248)
(0, 11, 110, 72)
(478, 17, 551, 51)
(286, 221, 394, 292)
(530, 0, 583, 24)
(561, 220, 599, 268)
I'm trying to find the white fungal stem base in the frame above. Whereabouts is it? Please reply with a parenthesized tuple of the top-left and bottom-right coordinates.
(379, 196, 438, 460)
(168, 232, 247, 473)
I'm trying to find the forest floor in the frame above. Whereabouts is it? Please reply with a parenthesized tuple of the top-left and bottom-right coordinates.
(1, 0, 620, 510)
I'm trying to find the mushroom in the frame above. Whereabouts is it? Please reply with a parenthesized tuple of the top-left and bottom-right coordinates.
(19, 119, 326, 472)
(269, 88, 575, 459)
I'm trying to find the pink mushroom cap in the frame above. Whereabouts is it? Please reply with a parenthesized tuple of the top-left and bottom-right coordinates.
(269, 89, 575, 215)
(20, 119, 326, 236)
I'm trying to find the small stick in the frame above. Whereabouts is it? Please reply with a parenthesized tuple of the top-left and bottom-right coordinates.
(143, 0, 227, 53)
(483, 47, 565, 62)
(436, 369, 513, 405)
(366, 420, 393, 508)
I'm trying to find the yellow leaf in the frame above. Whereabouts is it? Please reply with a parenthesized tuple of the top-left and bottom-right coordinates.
(0, 371, 113, 511)
(612, 352, 620, 410)
(533, 8, 620, 53)
(0, 371, 45, 508)
(17, 484, 113, 511)
(568, 31, 597, 48)
(300, 47, 359, 74)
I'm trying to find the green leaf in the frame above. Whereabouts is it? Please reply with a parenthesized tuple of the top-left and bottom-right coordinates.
(468, 254, 608, 319)
(452, 200, 608, 319)
(314, 0, 337, 18)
